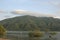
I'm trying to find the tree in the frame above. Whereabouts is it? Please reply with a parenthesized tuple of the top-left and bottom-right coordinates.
(0, 25, 6, 37)
(29, 30, 44, 37)
(28, 30, 44, 40)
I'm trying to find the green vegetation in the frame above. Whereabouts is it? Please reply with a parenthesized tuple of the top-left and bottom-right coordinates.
(0, 15, 60, 31)
(49, 32, 57, 35)
(28, 31, 44, 40)
(0, 24, 6, 37)
(29, 30, 44, 37)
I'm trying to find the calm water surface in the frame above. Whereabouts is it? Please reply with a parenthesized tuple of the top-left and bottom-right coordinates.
(6, 31, 60, 40)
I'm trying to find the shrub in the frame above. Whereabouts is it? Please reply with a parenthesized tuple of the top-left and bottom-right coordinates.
(49, 32, 57, 35)
(0, 25, 6, 37)
(29, 31, 44, 37)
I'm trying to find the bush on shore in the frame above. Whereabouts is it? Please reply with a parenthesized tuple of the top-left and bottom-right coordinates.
(29, 31, 44, 37)
(0, 25, 6, 38)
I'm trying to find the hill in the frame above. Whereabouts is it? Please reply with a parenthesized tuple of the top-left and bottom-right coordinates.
(0, 15, 60, 31)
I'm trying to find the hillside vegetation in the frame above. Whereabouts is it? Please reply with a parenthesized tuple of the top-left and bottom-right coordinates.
(0, 15, 60, 31)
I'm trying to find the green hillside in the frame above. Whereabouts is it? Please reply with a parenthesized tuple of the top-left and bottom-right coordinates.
(0, 15, 60, 31)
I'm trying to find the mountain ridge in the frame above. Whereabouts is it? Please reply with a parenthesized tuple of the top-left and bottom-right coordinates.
(0, 15, 60, 31)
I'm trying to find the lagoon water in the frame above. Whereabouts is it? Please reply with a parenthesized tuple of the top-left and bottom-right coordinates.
(55, 32, 60, 40)
(6, 31, 60, 40)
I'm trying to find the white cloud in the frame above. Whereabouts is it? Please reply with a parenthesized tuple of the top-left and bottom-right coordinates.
(0, 10, 7, 13)
(0, 10, 4, 13)
(53, 16, 60, 19)
(11, 9, 57, 17)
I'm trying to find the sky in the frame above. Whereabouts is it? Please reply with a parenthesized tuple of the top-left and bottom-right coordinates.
(0, 0, 60, 20)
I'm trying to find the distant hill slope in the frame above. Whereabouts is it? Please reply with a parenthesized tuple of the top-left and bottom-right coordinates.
(0, 15, 60, 31)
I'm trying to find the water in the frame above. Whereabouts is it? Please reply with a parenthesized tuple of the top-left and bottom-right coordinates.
(55, 32, 60, 40)
(5, 31, 60, 40)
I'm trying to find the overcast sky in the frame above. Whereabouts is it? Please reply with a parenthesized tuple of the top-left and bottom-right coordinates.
(0, 0, 60, 20)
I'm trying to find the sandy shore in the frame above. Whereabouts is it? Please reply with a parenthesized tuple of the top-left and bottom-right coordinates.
(0, 38, 10, 40)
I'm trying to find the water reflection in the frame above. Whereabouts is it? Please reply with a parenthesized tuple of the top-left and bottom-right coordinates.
(5, 31, 60, 40)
